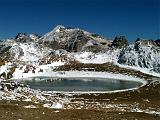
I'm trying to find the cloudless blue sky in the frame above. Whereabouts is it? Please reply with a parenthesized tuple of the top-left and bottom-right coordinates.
(0, 0, 159, 41)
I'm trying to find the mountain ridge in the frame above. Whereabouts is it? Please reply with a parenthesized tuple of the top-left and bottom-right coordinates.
(0, 25, 159, 79)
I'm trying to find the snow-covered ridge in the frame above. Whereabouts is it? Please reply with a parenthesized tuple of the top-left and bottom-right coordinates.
(0, 25, 160, 80)
(9, 42, 51, 62)
(117, 42, 160, 73)
(38, 25, 66, 42)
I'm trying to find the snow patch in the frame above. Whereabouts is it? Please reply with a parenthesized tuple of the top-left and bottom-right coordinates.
(50, 102, 63, 109)
(72, 51, 118, 64)
(24, 105, 36, 108)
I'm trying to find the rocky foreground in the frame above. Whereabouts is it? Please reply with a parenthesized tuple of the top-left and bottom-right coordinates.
(0, 79, 159, 120)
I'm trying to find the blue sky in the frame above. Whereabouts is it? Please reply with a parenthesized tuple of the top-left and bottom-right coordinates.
(0, 0, 159, 41)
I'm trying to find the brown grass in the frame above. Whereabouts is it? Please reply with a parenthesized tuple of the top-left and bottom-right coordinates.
(0, 79, 159, 120)
(56, 61, 155, 80)
(0, 57, 5, 66)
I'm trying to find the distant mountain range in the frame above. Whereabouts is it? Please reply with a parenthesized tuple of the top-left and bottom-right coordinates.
(0, 25, 160, 79)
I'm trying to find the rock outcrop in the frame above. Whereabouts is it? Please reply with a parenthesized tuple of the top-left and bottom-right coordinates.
(118, 39, 160, 72)
(111, 36, 128, 48)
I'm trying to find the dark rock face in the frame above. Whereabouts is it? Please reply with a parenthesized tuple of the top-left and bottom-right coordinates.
(0, 44, 12, 60)
(43, 41, 61, 50)
(117, 39, 160, 73)
(111, 36, 128, 48)
(15, 33, 39, 42)
(118, 46, 137, 66)
(0, 44, 11, 55)
(0, 81, 26, 91)
(65, 30, 88, 52)
(156, 39, 160, 46)
(39, 26, 109, 52)
(83, 45, 102, 53)
(135, 38, 160, 47)
(39, 29, 88, 52)
(152, 66, 160, 73)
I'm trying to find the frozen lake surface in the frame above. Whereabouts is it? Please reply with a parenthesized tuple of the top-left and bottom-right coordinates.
(22, 77, 143, 92)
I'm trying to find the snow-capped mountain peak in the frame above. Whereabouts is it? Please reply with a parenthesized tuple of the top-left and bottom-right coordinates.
(38, 25, 66, 43)
(53, 25, 65, 32)
(0, 25, 160, 80)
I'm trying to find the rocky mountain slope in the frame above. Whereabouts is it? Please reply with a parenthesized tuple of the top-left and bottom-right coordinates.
(0, 25, 159, 79)
(118, 39, 160, 73)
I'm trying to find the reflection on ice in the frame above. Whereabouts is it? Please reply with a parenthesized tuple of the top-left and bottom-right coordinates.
(22, 77, 143, 92)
